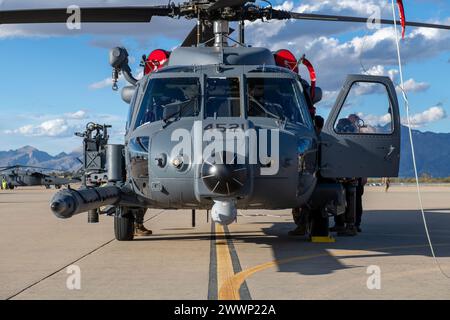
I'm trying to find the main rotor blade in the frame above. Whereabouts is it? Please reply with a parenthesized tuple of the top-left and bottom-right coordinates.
(208, 0, 253, 12)
(275, 11, 450, 30)
(0, 6, 173, 24)
(181, 24, 235, 47)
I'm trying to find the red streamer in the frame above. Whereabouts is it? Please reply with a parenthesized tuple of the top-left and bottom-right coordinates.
(396, 0, 406, 39)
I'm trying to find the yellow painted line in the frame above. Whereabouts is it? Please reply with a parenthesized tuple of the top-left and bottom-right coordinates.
(215, 224, 240, 300)
(219, 243, 450, 300)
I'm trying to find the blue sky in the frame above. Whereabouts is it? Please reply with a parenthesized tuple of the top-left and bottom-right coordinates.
(0, 0, 449, 154)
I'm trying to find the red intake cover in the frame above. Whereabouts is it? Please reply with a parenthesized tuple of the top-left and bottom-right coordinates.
(273, 49, 298, 73)
(144, 49, 170, 75)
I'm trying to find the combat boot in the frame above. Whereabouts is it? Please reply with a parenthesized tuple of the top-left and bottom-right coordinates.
(134, 223, 153, 236)
(337, 224, 358, 237)
(288, 224, 307, 236)
(330, 225, 345, 233)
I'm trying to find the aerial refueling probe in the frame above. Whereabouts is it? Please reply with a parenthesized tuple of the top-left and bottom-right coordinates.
(50, 186, 121, 219)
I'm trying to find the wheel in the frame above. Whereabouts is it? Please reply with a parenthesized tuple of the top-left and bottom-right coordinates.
(55, 185, 61, 189)
(114, 210, 134, 241)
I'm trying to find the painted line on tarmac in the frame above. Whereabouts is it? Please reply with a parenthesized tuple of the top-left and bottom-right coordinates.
(221, 242, 450, 299)
(6, 209, 166, 300)
(208, 222, 251, 300)
(207, 221, 218, 300)
(223, 225, 251, 300)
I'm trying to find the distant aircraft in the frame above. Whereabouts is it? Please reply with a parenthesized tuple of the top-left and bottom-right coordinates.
(0, 165, 80, 190)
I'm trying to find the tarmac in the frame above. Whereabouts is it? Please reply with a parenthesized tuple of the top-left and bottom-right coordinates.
(1, 185, 450, 300)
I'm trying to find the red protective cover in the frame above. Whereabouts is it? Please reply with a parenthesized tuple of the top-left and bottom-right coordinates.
(274, 49, 299, 73)
(144, 49, 170, 75)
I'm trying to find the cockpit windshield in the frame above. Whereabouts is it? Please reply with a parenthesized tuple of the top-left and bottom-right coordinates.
(246, 78, 309, 126)
(132, 75, 311, 128)
(205, 78, 241, 117)
(134, 77, 200, 128)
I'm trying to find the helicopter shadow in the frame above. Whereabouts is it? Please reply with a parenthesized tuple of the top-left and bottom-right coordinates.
(230, 209, 450, 276)
(134, 208, 450, 277)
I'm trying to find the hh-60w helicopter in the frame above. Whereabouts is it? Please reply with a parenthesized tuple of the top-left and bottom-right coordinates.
(0, 165, 79, 189)
(1, 1, 449, 240)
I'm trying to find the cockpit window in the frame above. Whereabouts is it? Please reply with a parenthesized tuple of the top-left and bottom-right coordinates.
(134, 77, 200, 128)
(246, 78, 308, 125)
(205, 78, 241, 117)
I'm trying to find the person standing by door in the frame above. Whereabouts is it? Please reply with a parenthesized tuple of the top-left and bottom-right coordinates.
(355, 177, 367, 232)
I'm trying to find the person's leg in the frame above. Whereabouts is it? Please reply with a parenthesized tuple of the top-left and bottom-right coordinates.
(134, 209, 152, 236)
(289, 207, 308, 236)
(355, 184, 363, 231)
(338, 182, 357, 236)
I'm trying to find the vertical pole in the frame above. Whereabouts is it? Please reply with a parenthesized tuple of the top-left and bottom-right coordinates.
(238, 20, 245, 44)
(192, 209, 196, 227)
(196, 18, 201, 46)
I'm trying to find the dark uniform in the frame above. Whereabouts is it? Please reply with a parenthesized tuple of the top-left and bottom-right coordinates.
(355, 177, 366, 232)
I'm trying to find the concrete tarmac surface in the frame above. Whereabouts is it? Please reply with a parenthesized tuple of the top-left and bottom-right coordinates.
(1, 185, 450, 300)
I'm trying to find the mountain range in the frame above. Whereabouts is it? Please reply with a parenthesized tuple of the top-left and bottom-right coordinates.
(0, 126, 449, 177)
(0, 146, 82, 172)
(400, 126, 450, 178)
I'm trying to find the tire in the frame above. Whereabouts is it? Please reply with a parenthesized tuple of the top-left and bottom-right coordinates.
(114, 213, 134, 241)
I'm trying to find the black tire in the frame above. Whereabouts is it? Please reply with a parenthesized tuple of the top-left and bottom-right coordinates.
(114, 214, 134, 241)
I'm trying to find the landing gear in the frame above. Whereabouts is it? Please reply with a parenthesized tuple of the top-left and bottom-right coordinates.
(88, 208, 99, 223)
(114, 207, 134, 241)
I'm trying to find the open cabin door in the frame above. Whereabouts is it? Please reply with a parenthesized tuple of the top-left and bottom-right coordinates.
(320, 75, 401, 178)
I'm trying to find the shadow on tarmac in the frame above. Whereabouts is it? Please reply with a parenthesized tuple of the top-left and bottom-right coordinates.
(135, 209, 450, 277)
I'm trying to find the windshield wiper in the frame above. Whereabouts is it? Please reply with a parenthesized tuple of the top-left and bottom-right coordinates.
(247, 94, 285, 121)
(162, 97, 199, 127)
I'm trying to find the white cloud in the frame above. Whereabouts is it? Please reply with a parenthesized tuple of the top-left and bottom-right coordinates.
(404, 105, 447, 128)
(245, 1, 450, 93)
(357, 112, 392, 127)
(89, 77, 115, 90)
(5, 118, 71, 137)
(399, 78, 430, 93)
(65, 110, 88, 119)
(3, 108, 125, 139)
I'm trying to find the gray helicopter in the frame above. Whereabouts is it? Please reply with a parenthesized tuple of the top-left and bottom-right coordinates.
(2, 0, 449, 240)
(0, 165, 79, 190)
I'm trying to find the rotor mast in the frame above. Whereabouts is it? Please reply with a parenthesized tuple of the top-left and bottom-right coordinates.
(213, 20, 229, 47)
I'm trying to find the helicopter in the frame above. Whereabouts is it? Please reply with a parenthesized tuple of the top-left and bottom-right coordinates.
(0, 165, 80, 190)
(1, 1, 449, 241)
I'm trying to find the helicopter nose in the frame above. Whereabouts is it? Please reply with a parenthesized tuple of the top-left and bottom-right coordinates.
(201, 152, 248, 195)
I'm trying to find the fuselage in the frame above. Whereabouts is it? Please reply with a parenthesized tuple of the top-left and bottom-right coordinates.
(124, 46, 319, 210)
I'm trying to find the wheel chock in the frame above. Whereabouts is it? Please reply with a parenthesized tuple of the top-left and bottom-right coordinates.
(311, 236, 335, 243)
